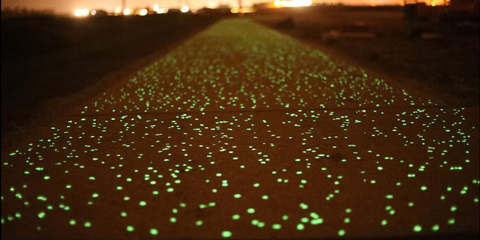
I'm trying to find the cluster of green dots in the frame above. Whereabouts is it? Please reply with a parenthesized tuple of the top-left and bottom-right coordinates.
(1, 19, 478, 239)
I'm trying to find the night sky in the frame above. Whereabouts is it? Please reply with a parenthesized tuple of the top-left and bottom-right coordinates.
(1, 0, 402, 13)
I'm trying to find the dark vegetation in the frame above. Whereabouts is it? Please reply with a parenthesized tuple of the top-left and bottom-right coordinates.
(1, 14, 217, 138)
(250, 6, 479, 106)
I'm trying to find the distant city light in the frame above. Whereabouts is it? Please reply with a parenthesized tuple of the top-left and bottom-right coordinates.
(114, 7, 122, 15)
(207, 2, 218, 8)
(153, 5, 160, 11)
(181, 6, 190, 13)
(274, 0, 312, 8)
(123, 8, 132, 15)
(156, 8, 169, 14)
(74, 9, 89, 17)
(90, 10, 97, 16)
(138, 9, 148, 16)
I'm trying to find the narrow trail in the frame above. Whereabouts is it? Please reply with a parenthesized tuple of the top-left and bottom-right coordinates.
(2, 19, 478, 239)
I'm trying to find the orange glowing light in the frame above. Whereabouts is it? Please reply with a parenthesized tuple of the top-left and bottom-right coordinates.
(123, 8, 132, 15)
(74, 9, 89, 17)
(274, 0, 312, 8)
(156, 8, 169, 14)
(138, 9, 148, 16)
(181, 6, 190, 13)
(114, 7, 122, 15)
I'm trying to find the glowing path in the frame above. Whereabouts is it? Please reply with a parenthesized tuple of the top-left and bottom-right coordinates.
(2, 19, 479, 239)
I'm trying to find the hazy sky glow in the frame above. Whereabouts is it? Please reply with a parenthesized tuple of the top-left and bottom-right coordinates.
(1, 0, 401, 14)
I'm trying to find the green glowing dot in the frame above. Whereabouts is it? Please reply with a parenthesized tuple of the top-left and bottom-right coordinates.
(69, 219, 76, 226)
(170, 217, 177, 223)
(300, 203, 308, 209)
(413, 225, 422, 232)
(232, 214, 240, 220)
(139, 201, 147, 206)
(196, 220, 203, 226)
(338, 229, 346, 236)
(297, 223, 305, 230)
(272, 224, 281, 230)
(38, 212, 46, 219)
(84, 222, 92, 228)
(222, 231, 232, 238)
(432, 224, 440, 232)
(150, 229, 159, 235)
(311, 218, 324, 225)
(247, 208, 255, 214)
(126, 226, 134, 232)
(234, 194, 242, 199)
(381, 220, 388, 226)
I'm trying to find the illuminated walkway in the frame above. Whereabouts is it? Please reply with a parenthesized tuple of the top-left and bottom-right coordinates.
(2, 19, 479, 239)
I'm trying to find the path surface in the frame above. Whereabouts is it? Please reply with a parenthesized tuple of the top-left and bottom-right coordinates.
(2, 19, 479, 239)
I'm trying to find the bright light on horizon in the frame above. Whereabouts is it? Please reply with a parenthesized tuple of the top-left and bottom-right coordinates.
(274, 0, 313, 8)
(138, 9, 149, 16)
(74, 9, 89, 17)
(123, 8, 133, 15)
(156, 8, 169, 14)
(181, 6, 190, 12)
(2, 0, 408, 14)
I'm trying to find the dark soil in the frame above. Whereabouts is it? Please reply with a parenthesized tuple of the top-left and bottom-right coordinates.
(249, 6, 479, 107)
(1, 14, 217, 138)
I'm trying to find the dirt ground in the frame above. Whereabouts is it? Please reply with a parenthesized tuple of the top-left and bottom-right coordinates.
(249, 6, 479, 107)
